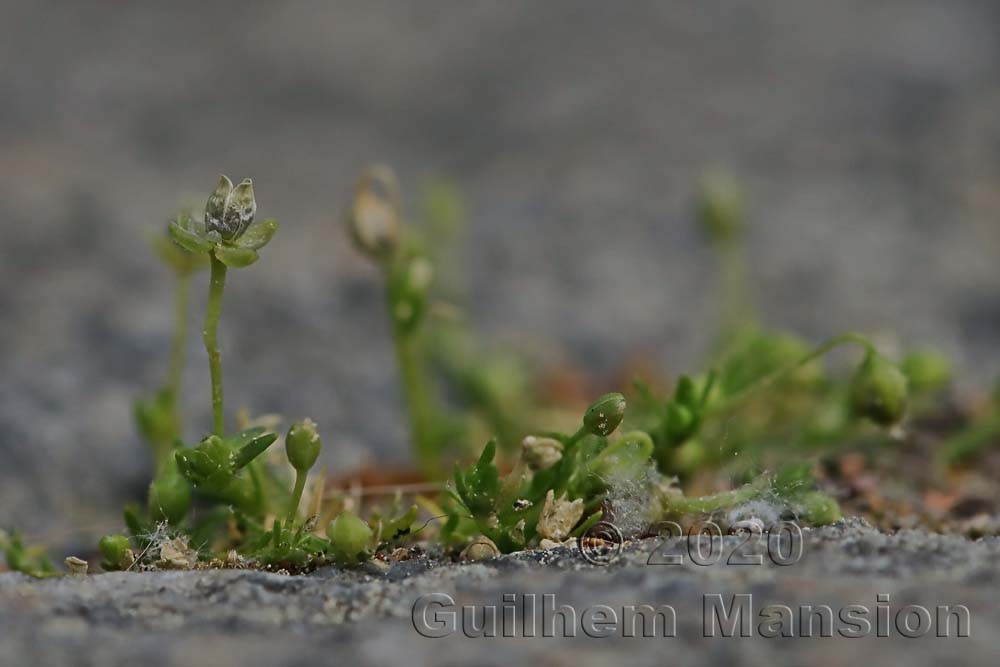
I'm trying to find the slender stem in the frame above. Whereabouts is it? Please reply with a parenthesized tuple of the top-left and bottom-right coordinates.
(148, 272, 193, 474)
(286, 470, 308, 524)
(394, 328, 435, 475)
(204, 254, 228, 436)
(565, 425, 588, 450)
(708, 332, 876, 418)
(940, 413, 1000, 465)
(657, 475, 771, 518)
(719, 239, 752, 334)
(166, 272, 192, 398)
(248, 463, 266, 516)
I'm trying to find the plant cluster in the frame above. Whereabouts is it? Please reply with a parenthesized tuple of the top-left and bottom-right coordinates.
(104, 175, 414, 572)
(4, 167, 995, 577)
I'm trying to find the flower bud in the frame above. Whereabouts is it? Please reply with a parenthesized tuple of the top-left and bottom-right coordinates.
(696, 171, 744, 244)
(286, 418, 322, 474)
(521, 435, 563, 471)
(536, 490, 585, 541)
(460, 536, 499, 561)
(901, 349, 952, 393)
(849, 352, 908, 426)
(98, 534, 133, 571)
(204, 175, 233, 237)
(582, 393, 627, 436)
(326, 511, 373, 565)
(347, 167, 401, 261)
(220, 178, 257, 241)
(147, 469, 191, 524)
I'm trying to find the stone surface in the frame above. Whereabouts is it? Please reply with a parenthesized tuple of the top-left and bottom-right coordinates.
(0, 521, 996, 665)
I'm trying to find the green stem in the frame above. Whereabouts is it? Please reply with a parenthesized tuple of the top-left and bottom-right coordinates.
(204, 254, 228, 436)
(939, 413, 1000, 466)
(166, 272, 192, 399)
(394, 329, 435, 476)
(719, 240, 752, 334)
(286, 470, 308, 524)
(565, 425, 588, 450)
(248, 462, 267, 517)
(709, 332, 875, 417)
(658, 475, 771, 518)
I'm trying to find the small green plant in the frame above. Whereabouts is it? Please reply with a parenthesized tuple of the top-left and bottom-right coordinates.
(345, 167, 538, 474)
(285, 419, 322, 523)
(346, 166, 440, 474)
(169, 175, 279, 436)
(697, 171, 751, 334)
(443, 393, 643, 554)
(939, 375, 1000, 465)
(134, 217, 208, 471)
(441, 393, 852, 556)
(617, 175, 927, 483)
(95, 177, 421, 573)
(16, 167, 995, 577)
(0, 530, 58, 578)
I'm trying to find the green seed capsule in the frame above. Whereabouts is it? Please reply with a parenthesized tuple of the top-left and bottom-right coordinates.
(147, 469, 192, 524)
(900, 348, 952, 393)
(849, 352, 908, 426)
(98, 534, 132, 570)
(799, 491, 842, 526)
(286, 418, 322, 473)
(326, 511, 373, 565)
(582, 393, 627, 436)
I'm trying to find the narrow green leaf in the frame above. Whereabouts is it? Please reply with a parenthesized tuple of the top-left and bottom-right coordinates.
(233, 432, 278, 469)
(229, 426, 266, 450)
(477, 440, 497, 467)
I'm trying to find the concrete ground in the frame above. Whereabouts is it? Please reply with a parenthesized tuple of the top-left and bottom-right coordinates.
(1, 521, 996, 666)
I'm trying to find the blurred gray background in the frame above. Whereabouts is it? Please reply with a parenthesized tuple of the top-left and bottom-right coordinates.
(3, 0, 1000, 549)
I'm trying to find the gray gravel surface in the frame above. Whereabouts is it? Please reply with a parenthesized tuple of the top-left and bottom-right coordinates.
(0, 521, 995, 666)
